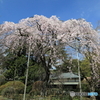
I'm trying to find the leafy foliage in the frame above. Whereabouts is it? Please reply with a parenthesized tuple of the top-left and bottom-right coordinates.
(80, 58, 91, 77)
(3, 54, 27, 81)
(1, 86, 15, 98)
(0, 74, 6, 85)
(0, 81, 24, 94)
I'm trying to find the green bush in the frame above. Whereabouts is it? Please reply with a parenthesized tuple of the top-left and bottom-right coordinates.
(1, 86, 14, 98)
(0, 81, 24, 94)
(81, 81, 90, 92)
(1, 86, 23, 99)
(27, 84, 32, 93)
(0, 74, 6, 85)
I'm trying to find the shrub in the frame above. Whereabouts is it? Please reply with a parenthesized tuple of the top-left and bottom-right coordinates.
(1, 86, 14, 98)
(0, 81, 24, 94)
(0, 74, 6, 85)
(81, 80, 90, 92)
(27, 84, 32, 93)
(1, 86, 23, 99)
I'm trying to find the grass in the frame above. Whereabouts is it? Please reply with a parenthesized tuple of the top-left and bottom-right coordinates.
(0, 96, 8, 100)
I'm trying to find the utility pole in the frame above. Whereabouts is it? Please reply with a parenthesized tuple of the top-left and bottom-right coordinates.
(23, 45, 31, 100)
(75, 37, 82, 100)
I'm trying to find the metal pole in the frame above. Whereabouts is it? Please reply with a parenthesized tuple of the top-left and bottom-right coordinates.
(23, 45, 31, 100)
(76, 38, 82, 100)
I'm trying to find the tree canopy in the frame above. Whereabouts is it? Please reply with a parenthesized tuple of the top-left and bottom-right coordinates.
(0, 15, 100, 97)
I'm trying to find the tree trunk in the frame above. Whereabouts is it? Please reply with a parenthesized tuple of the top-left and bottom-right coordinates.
(39, 68, 50, 97)
(43, 66, 50, 83)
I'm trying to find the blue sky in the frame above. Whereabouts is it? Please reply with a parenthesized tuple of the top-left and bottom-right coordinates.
(0, 0, 100, 28)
